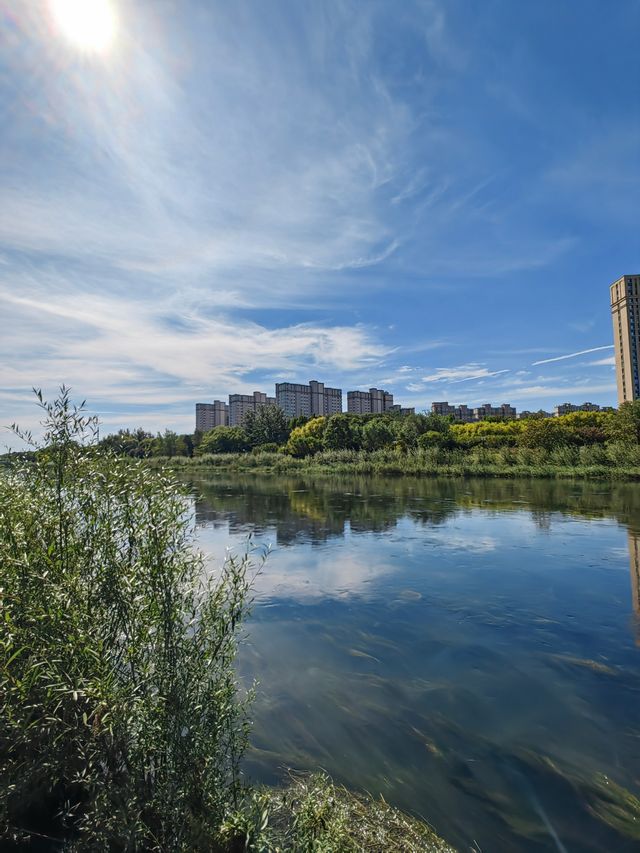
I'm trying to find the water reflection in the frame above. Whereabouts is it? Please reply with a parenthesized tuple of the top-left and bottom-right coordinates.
(628, 531, 640, 643)
(189, 474, 640, 852)
(193, 475, 640, 615)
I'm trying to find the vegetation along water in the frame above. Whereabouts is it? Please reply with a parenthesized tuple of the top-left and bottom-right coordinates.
(3, 392, 640, 850)
(0, 392, 452, 852)
(57, 403, 640, 481)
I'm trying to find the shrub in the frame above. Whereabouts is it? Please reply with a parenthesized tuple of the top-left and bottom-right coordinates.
(1, 389, 256, 850)
(418, 430, 447, 449)
(251, 442, 280, 454)
(606, 441, 640, 467)
(549, 445, 580, 466)
(246, 772, 455, 852)
(579, 445, 609, 466)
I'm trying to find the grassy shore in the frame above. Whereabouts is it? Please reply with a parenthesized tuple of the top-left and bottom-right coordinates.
(228, 772, 456, 852)
(151, 446, 640, 480)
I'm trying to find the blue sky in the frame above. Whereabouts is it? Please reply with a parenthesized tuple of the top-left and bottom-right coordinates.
(1, 0, 639, 446)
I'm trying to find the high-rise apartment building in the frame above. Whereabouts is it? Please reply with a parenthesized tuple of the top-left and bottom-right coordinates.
(347, 387, 394, 414)
(195, 400, 228, 432)
(276, 380, 342, 419)
(611, 274, 640, 404)
(228, 391, 276, 426)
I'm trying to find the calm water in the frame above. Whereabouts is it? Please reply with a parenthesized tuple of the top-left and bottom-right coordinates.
(189, 473, 640, 852)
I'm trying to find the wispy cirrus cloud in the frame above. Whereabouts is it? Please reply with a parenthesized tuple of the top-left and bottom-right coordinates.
(1, 0, 634, 441)
(422, 364, 510, 384)
(0, 284, 389, 393)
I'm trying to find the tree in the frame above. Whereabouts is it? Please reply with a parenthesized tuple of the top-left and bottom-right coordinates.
(401, 413, 450, 449)
(323, 414, 362, 450)
(361, 418, 397, 451)
(518, 417, 569, 450)
(609, 401, 640, 444)
(243, 405, 289, 448)
(198, 426, 248, 454)
(559, 411, 613, 446)
(418, 430, 451, 449)
(100, 427, 155, 458)
(284, 417, 326, 457)
(288, 415, 310, 430)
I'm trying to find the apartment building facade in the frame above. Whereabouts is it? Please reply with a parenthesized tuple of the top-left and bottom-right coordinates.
(276, 380, 342, 419)
(195, 400, 228, 432)
(554, 402, 601, 417)
(228, 391, 277, 427)
(517, 410, 553, 420)
(474, 403, 516, 420)
(431, 402, 475, 422)
(347, 387, 394, 414)
(611, 274, 640, 405)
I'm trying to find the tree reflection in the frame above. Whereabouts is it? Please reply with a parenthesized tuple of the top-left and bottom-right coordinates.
(188, 473, 640, 621)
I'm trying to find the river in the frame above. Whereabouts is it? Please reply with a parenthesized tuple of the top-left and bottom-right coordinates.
(189, 473, 640, 852)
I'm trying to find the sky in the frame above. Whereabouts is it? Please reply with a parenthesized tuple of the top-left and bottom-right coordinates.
(1, 0, 639, 447)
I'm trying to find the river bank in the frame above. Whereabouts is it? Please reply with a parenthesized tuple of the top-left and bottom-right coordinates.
(152, 446, 640, 480)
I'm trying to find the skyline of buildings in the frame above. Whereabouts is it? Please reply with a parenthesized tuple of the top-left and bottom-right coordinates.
(195, 276, 636, 432)
(196, 388, 612, 432)
(196, 379, 418, 431)
(611, 274, 640, 405)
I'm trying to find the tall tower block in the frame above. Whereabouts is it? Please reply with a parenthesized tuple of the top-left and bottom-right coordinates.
(611, 275, 640, 405)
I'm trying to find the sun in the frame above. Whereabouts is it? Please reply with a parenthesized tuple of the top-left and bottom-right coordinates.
(50, 0, 118, 54)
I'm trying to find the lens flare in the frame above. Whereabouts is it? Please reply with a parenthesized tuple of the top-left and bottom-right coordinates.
(50, 0, 117, 54)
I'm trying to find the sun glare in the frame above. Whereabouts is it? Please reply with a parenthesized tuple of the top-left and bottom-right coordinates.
(50, 0, 117, 54)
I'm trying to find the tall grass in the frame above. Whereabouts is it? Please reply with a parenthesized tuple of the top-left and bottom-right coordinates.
(156, 443, 640, 480)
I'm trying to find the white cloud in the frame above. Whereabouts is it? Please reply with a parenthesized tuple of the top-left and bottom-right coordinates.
(0, 278, 390, 447)
(421, 364, 509, 383)
(587, 357, 616, 367)
(0, 1, 418, 293)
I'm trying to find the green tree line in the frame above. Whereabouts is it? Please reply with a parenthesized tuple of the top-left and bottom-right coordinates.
(76, 403, 640, 461)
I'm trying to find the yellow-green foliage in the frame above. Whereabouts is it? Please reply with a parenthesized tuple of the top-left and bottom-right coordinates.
(284, 416, 327, 457)
(451, 420, 522, 446)
(451, 412, 616, 449)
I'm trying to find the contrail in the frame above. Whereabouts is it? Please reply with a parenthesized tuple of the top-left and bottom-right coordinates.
(533, 345, 614, 366)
